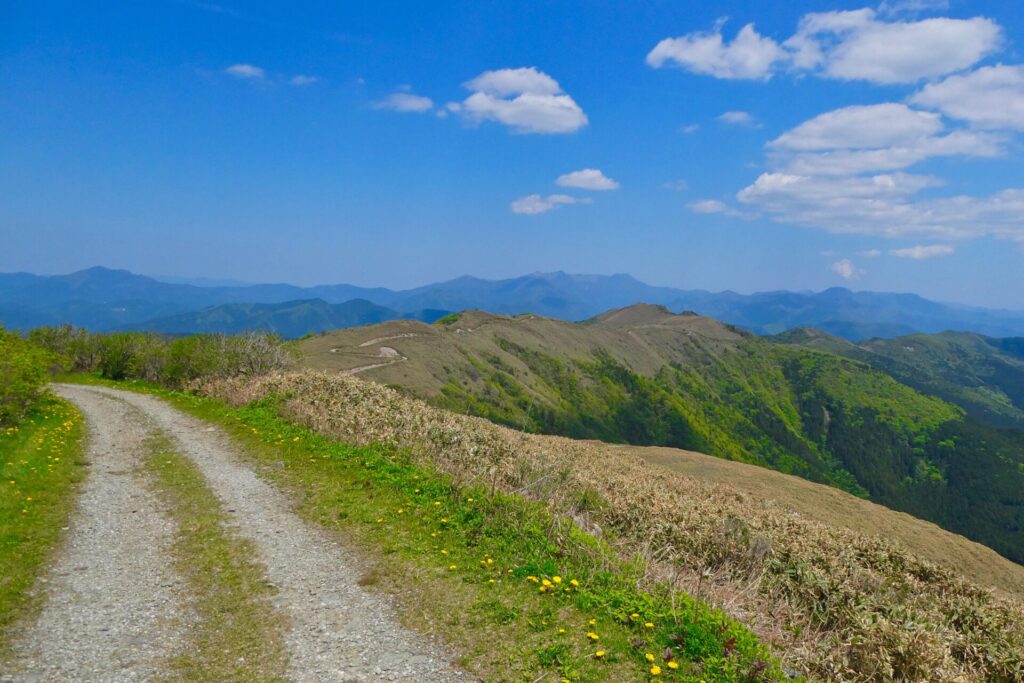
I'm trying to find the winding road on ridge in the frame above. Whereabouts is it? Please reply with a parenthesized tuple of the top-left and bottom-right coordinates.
(2, 384, 465, 683)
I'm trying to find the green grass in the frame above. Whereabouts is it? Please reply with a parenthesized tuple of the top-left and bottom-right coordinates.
(142, 433, 289, 682)
(66, 374, 789, 683)
(0, 396, 86, 654)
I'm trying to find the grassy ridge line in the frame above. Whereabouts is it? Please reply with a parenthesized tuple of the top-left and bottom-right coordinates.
(0, 396, 86, 655)
(141, 433, 289, 682)
(195, 371, 1024, 683)
(65, 375, 788, 683)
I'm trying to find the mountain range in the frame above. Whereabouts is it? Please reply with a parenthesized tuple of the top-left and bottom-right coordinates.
(298, 305, 1024, 564)
(3, 266, 1024, 339)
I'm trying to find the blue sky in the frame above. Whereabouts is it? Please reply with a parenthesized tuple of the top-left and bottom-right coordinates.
(2, 1, 1024, 308)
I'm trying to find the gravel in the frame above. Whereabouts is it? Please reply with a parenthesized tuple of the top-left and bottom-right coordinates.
(55, 384, 467, 682)
(3, 385, 190, 682)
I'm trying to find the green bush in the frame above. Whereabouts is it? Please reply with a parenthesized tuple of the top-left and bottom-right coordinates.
(0, 328, 56, 427)
(29, 326, 294, 389)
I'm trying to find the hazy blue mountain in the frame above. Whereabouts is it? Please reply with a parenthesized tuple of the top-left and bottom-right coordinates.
(129, 299, 449, 337)
(3, 266, 1024, 339)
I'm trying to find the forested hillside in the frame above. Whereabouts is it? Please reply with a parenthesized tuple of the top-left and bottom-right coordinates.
(300, 306, 1024, 563)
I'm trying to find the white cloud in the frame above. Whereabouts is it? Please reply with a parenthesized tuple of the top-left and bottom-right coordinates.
(647, 9, 1001, 84)
(452, 67, 587, 134)
(680, 124, 700, 134)
(738, 172, 1024, 242)
(889, 244, 955, 259)
(859, 249, 883, 257)
(662, 179, 689, 192)
(687, 199, 756, 219)
(373, 92, 434, 113)
(831, 259, 863, 280)
(785, 9, 1000, 84)
(718, 111, 758, 127)
(910, 64, 1024, 131)
(765, 103, 1005, 176)
(225, 63, 265, 79)
(688, 199, 729, 213)
(877, 0, 950, 18)
(510, 193, 588, 215)
(555, 168, 620, 191)
(646, 20, 785, 80)
(769, 104, 941, 151)
(289, 75, 318, 86)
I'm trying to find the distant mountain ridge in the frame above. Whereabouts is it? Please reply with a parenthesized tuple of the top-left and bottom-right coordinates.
(2, 266, 1024, 339)
(127, 299, 449, 337)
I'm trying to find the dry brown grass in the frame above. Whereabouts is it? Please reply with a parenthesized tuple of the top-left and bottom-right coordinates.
(196, 370, 1024, 682)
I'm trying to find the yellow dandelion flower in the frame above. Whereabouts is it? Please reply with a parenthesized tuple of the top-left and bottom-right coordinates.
(448, 564, 457, 570)
(588, 618, 596, 626)
(570, 579, 580, 587)
(650, 665, 661, 675)
(645, 653, 655, 662)
(667, 661, 679, 670)
(644, 622, 654, 628)
(552, 575, 562, 584)
(595, 650, 605, 658)
(586, 631, 599, 641)
(542, 579, 553, 587)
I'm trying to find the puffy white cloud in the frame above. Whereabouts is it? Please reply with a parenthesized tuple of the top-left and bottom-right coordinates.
(510, 194, 588, 215)
(831, 258, 863, 280)
(452, 67, 587, 134)
(289, 75, 318, 86)
(647, 9, 1001, 84)
(766, 103, 1004, 176)
(778, 130, 1004, 176)
(889, 244, 955, 258)
(769, 104, 941, 151)
(910, 64, 1024, 131)
(718, 111, 758, 127)
(555, 168, 620, 191)
(680, 123, 700, 134)
(225, 64, 265, 79)
(785, 10, 1000, 83)
(646, 21, 785, 80)
(373, 92, 434, 113)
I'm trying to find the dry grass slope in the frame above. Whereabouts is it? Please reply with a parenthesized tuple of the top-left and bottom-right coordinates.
(198, 371, 1024, 683)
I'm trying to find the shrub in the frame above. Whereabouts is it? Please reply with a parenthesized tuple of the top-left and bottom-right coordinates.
(0, 328, 55, 427)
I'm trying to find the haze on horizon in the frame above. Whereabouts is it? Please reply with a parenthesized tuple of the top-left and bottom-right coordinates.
(3, 1, 1024, 308)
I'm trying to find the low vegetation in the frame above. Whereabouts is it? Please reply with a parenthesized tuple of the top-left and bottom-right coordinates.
(142, 434, 288, 681)
(0, 326, 87, 651)
(29, 325, 294, 387)
(196, 370, 1024, 682)
(0, 397, 85, 653)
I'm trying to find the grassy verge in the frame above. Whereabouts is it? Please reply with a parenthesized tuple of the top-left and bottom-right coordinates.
(0, 396, 86, 654)
(66, 374, 788, 683)
(142, 432, 289, 682)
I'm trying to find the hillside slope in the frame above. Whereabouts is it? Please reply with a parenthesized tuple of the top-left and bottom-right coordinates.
(298, 306, 1024, 564)
(199, 370, 1024, 682)
(775, 328, 1024, 428)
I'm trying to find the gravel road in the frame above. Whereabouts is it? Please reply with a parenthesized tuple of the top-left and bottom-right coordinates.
(3, 384, 466, 682)
(3, 385, 190, 682)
